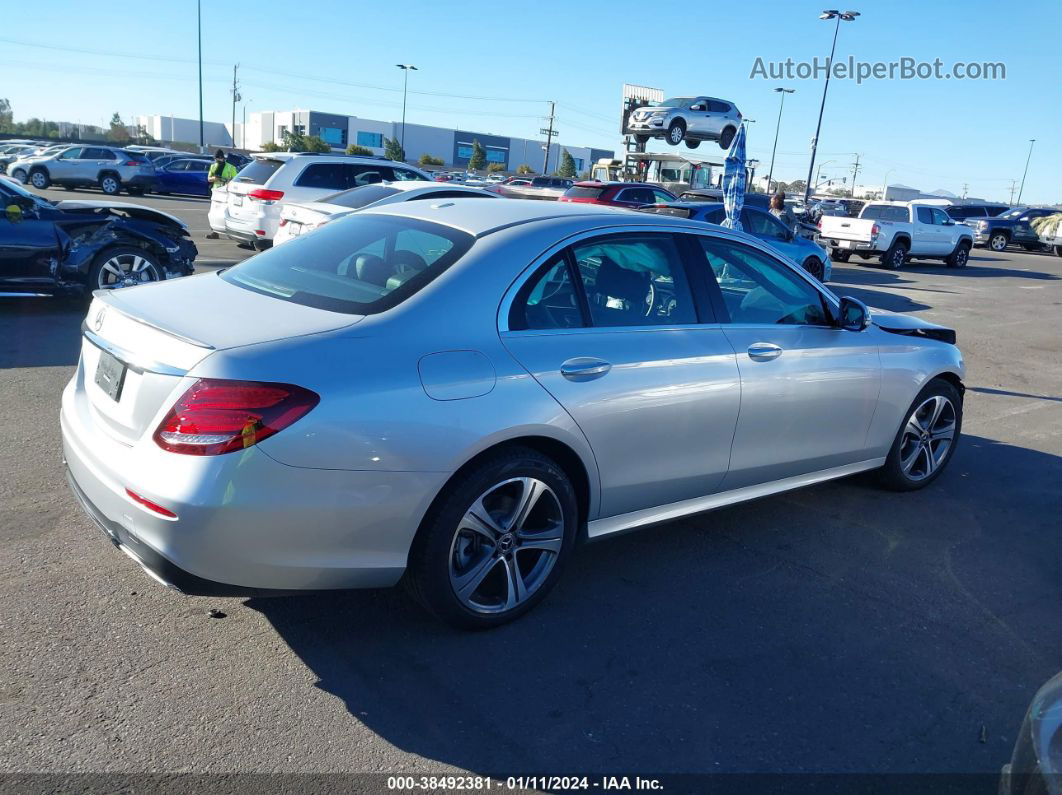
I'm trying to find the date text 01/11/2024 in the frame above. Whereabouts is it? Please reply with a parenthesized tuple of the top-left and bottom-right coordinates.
(386, 775, 664, 791)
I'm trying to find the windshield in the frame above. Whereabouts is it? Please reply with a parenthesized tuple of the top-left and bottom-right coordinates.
(320, 184, 402, 209)
(660, 97, 694, 108)
(221, 214, 473, 315)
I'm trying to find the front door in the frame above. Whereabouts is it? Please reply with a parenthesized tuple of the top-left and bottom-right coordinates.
(0, 203, 60, 285)
(501, 233, 741, 519)
(693, 235, 881, 489)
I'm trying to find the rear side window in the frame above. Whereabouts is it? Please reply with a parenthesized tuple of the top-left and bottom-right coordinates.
(571, 235, 697, 327)
(221, 215, 473, 315)
(564, 186, 607, 200)
(701, 208, 726, 224)
(236, 158, 284, 185)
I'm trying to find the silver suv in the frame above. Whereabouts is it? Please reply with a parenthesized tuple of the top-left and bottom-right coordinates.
(626, 96, 742, 149)
(7, 145, 157, 196)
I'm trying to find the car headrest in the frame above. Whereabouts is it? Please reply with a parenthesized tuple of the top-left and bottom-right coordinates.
(390, 250, 427, 275)
(354, 253, 390, 286)
(595, 256, 648, 305)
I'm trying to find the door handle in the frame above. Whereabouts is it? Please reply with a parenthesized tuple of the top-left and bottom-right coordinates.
(560, 357, 612, 381)
(747, 343, 783, 362)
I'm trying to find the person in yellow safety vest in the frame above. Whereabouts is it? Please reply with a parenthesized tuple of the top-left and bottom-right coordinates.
(205, 150, 238, 238)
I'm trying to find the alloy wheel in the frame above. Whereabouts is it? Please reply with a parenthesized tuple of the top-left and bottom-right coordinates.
(30, 172, 47, 188)
(954, 246, 969, 267)
(899, 395, 956, 481)
(990, 234, 1007, 251)
(668, 125, 683, 145)
(96, 252, 158, 289)
(448, 477, 564, 614)
(101, 176, 120, 195)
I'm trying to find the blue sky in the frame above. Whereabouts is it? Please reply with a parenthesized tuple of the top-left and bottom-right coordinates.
(3, 0, 1059, 203)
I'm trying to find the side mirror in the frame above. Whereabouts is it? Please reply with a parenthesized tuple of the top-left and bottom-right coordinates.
(838, 296, 870, 331)
(943, 219, 954, 226)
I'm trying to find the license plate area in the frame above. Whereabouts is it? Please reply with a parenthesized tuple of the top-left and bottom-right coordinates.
(838, 240, 852, 248)
(94, 350, 127, 402)
(231, 195, 243, 206)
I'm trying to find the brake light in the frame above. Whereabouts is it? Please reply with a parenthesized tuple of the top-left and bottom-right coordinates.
(123, 160, 142, 166)
(248, 188, 284, 201)
(153, 379, 319, 456)
(871, 223, 880, 236)
(126, 488, 177, 518)
(817, 219, 822, 229)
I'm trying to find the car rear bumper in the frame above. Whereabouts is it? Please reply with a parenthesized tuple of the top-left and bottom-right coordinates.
(123, 174, 158, 190)
(224, 213, 276, 243)
(825, 238, 878, 252)
(61, 374, 444, 594)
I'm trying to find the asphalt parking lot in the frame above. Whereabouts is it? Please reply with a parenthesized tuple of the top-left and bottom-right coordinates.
(1, 190, 1060, 783)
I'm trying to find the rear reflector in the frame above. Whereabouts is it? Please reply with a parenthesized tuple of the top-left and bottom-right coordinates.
(248, 188, 284, 201)
(126, 488, 177, 518)
(154, 379, 320, 456)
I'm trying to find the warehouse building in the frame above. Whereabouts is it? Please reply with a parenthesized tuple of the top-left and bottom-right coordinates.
(137, 111, 612, 173)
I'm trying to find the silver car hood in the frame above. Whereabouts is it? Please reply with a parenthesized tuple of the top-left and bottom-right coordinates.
(55, 200, 186, 229)
(96, 270, 363, 352)
(869, 307, 956, 343)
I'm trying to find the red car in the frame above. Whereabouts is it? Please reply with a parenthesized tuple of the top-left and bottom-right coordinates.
(558, 181, 677, 208)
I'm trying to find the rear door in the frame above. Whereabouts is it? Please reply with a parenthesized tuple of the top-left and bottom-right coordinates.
(0, 192, 60, 285)
(501, 232, 741, 519)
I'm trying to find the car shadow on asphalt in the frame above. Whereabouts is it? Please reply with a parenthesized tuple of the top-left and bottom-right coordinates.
(247, 435, 1062, 775)
(833, 259, 1059, 281)
(0, 297, 85, 369)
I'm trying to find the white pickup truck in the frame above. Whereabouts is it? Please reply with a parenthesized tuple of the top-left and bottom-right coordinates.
(819, 201, 974, 270)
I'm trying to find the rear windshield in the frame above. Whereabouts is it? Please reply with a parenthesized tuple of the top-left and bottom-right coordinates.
(563, 186, 606, 200)
(860, 204, 908, 222)
(120, 151, 151, 162)
(320, 184, 401, 209)
(220, 215, 474, 315)
(234, 158, 285, 185)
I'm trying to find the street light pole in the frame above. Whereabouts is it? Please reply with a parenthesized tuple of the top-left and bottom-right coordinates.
(396, 64, 418, 157)
(803, 9, 860, 205)
(814, 159, 836, 191)
(1016, 138, 1036, 205)
(766, 87, 794, 194)
(197, 0, 204, 150)
(880, 168, 894, 200)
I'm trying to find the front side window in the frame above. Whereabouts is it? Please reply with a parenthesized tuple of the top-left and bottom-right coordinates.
(571, 235, 696, 327)
(698, 238, 830, 326)
(930, 208, 950, 225)
(58, 147, 83, 160)
(221, 215, 473, 314)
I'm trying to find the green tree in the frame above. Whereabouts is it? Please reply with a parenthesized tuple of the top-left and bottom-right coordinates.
(0, 98, 12, 131)
(260, 141, 282, 152)
(557, 149, 576, 178)
(467, 139, 486, 172)
(516, 163, 534, 175)
(281, 129, 306, 151)
(347, 143, 374, 156)
(487, 162, 506, 173)
(301, 135, 332, 153)
(383, 136, 405, 162)
(107, 112, 129, 143)
(418, 153, 444, 167)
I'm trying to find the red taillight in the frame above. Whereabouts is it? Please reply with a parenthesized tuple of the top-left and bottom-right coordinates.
(871, 223, 881, 236)
(817, 219, 823, 229)
(248, 188, 284, 201)
(123, 160, 141, 166)
(153, 379, 319, 456)
(126, 488, 177, 518)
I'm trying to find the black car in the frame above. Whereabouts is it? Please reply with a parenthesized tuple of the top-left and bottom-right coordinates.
(679, 189, 771, 208)
(967, 206, 1060, 252)
(944, 203, 1010, 225)
(0, 176, 196, 295)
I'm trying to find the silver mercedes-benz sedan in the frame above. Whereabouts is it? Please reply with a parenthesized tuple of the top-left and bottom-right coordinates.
(61, 199, 965, 628)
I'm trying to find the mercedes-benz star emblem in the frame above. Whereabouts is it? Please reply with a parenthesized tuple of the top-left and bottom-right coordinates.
(92, 307, 106, 332)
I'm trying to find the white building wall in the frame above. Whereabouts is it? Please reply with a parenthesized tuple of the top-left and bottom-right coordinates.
(135, 115, 232, 147)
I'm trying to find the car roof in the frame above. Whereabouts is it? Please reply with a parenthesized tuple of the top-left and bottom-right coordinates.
(573, 181, 658, 188)
(359, 196, 753, 238)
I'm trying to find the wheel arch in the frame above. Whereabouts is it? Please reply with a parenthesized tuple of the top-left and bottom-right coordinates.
(892, 233, 912, 248)
(416, 434, 596, 546)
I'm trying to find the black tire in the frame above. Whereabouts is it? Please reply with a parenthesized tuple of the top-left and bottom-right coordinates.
(88, 246, 162, 290)
(28, 169, 50, 189)
(802, 256, 825, 281)
(99, 173, 122, 196)
(987, 232, 1009, 252)
(878, 378, 962, 492)
(10, 169, 26, 183)
(685, 139, 700, 149)
(405, 447, 578, 630)
(882, 239, 909, 270)
(1055, 245, 1062, 258)
(831, 249, 851, 263)
(945, 240, 971, 269)
(63, 185, 76, 191)
(719, 126, 736, 149)
(252, 239, 272, 252)
(666, 120, 686, 146)
(634, 134, 650, 145)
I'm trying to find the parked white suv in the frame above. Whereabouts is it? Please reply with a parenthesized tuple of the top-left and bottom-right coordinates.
(819, 201, 974, 270)
(222, 153, 428, 249)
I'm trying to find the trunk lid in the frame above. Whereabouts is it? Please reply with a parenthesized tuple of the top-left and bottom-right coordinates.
(78, 273, 361, 444)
